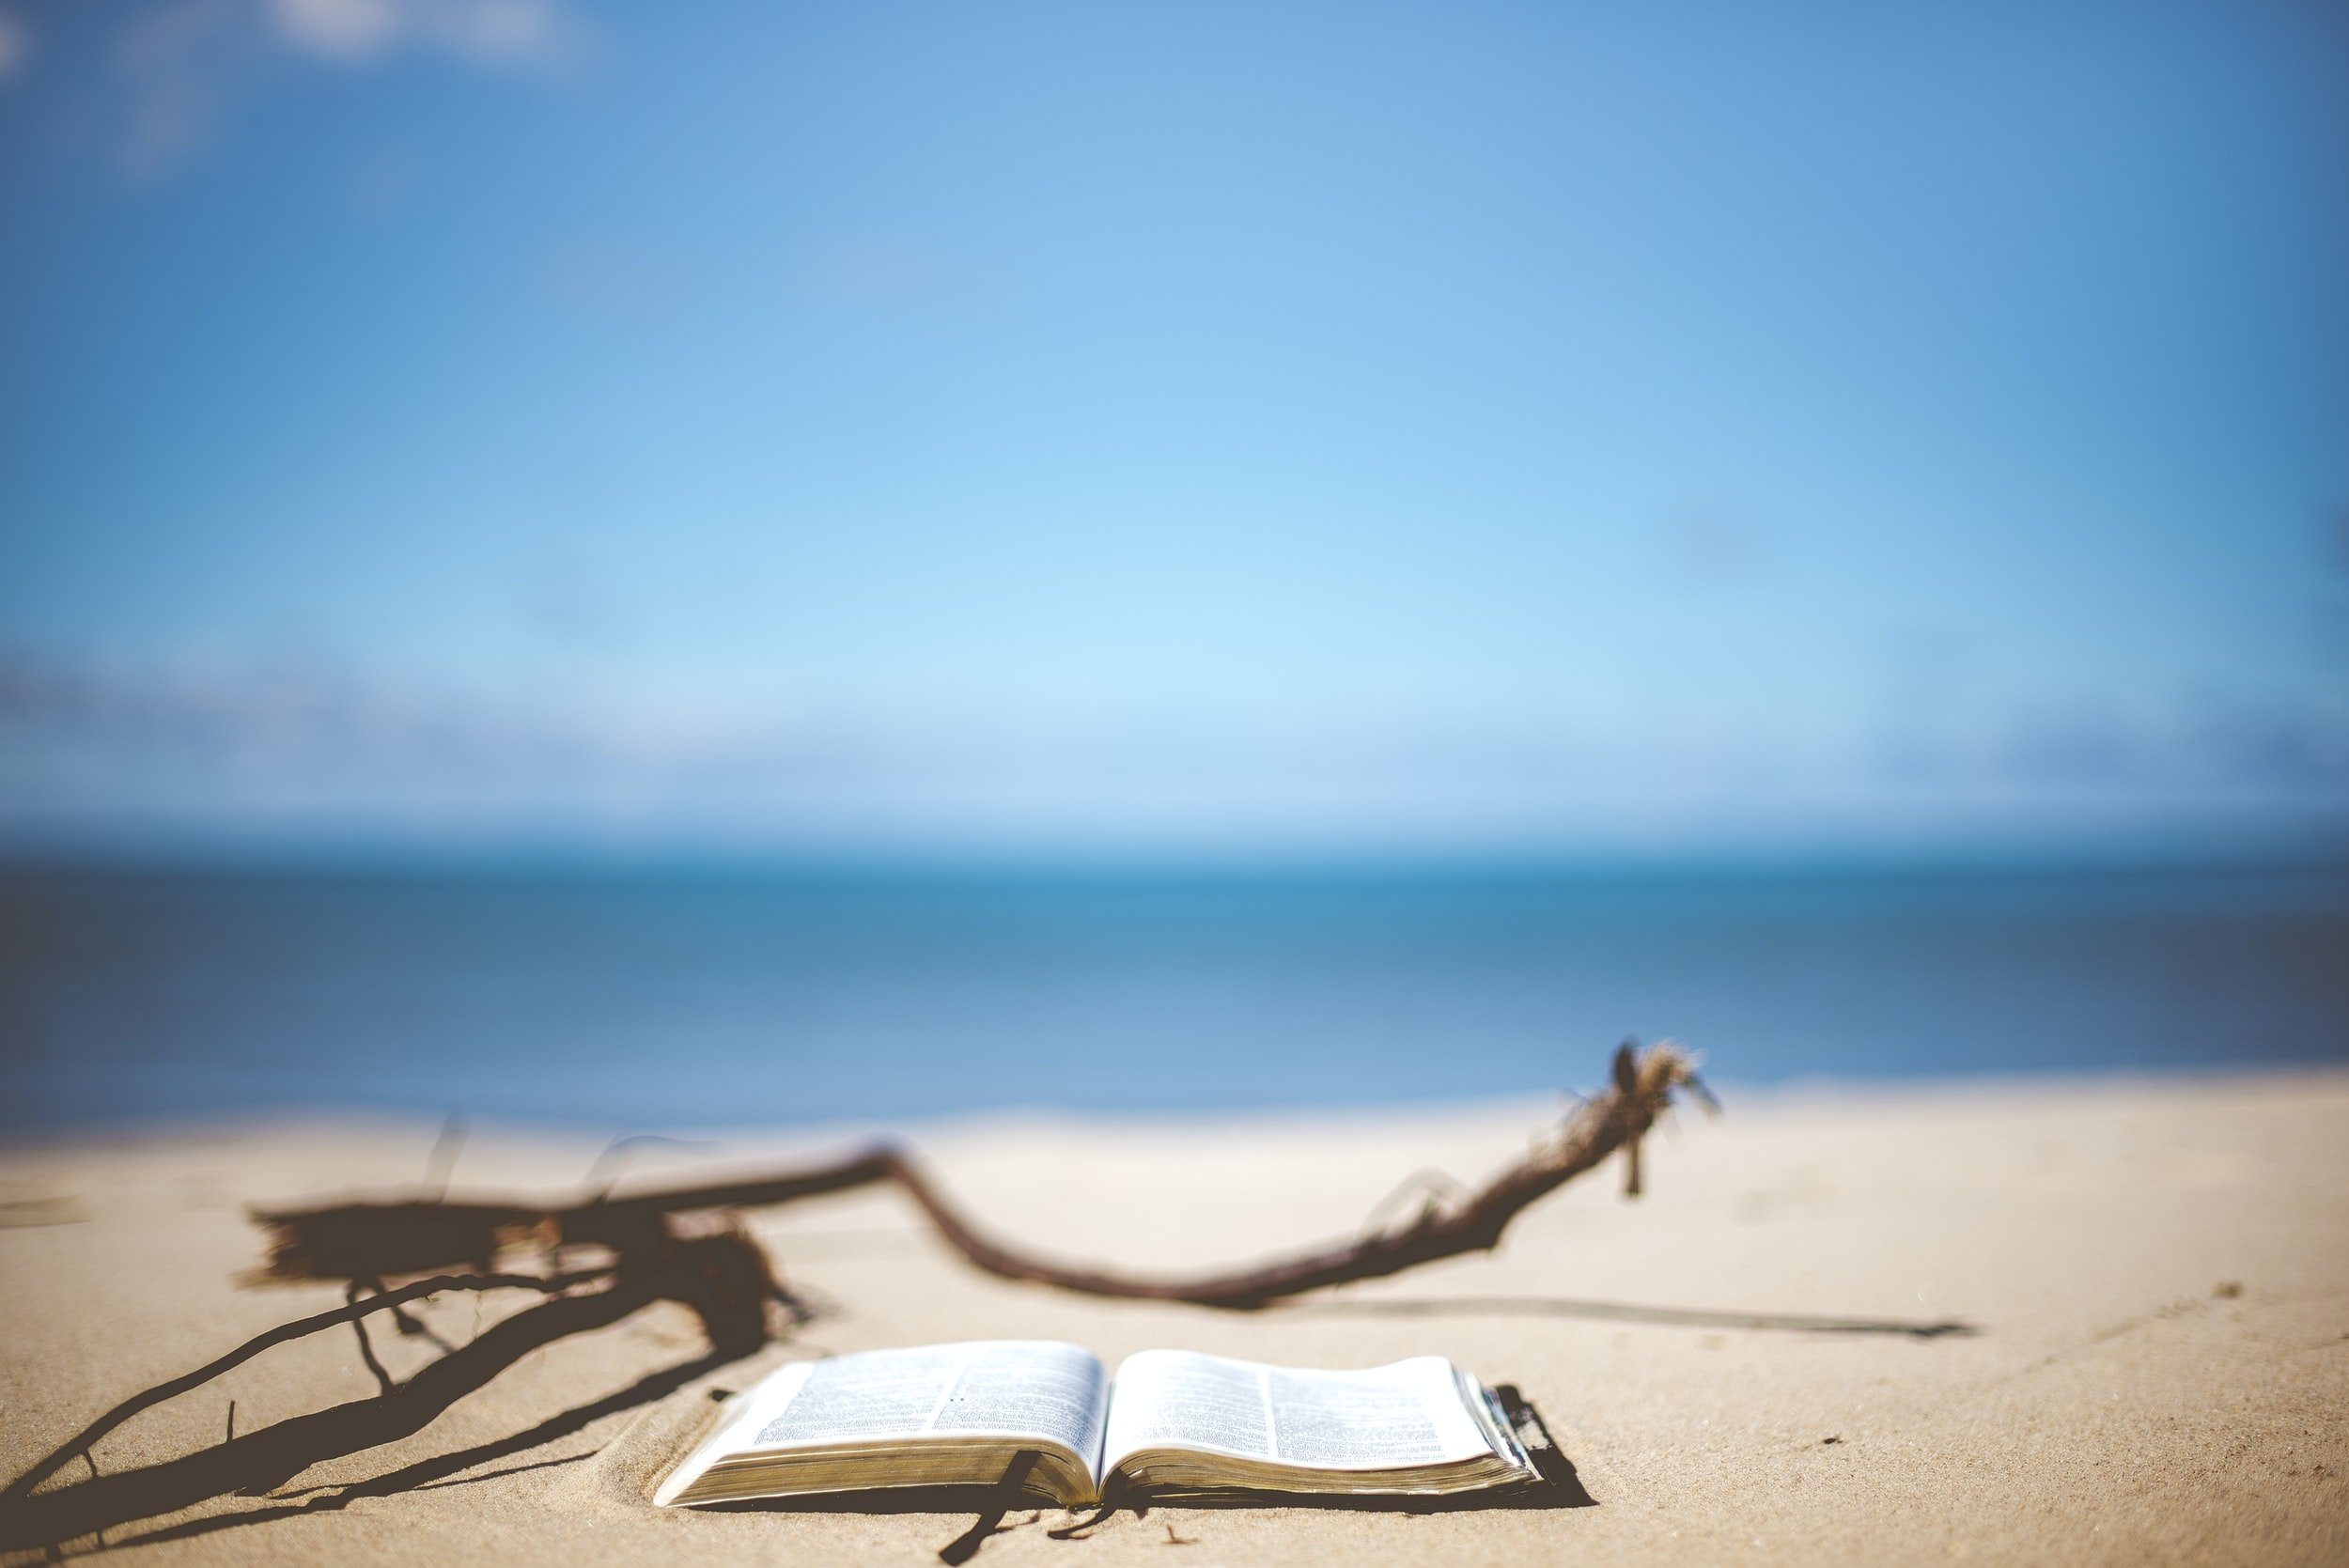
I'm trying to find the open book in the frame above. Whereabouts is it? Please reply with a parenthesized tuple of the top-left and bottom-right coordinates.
(655, 1341, 1538, 1508)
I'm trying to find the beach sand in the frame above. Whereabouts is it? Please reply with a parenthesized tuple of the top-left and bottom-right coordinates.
(3, 1073, 2345, 1565)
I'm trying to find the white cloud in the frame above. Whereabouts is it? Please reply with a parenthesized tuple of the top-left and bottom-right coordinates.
(117, 0, 250, 177)
(5, 648, 2347, 858)
(266, 0, 402, 59)
(265, 0, 571, 66)
(114, 0, 577, 175)
(0, 9, 31, 80)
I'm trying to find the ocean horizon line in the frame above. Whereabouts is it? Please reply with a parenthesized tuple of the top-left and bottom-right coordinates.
(6, 831, 2347, 888)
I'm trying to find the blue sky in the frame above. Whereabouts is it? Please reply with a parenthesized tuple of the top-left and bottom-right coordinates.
(1, 0, 2345, 858)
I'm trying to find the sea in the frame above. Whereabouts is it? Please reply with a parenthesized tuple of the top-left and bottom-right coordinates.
(3, 859, 2345, 1136)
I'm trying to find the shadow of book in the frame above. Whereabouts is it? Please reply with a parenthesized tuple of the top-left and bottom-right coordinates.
(703, 1385, 1595, 1562)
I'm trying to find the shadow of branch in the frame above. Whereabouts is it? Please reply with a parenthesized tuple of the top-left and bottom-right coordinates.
(0, 1233, 782, 1557)
(1290, 1295, 1979, 1339)
(89, 1349, 739, 1555)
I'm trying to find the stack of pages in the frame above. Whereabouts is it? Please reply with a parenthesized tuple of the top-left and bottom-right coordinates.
(656, 1340, 1538, 1508)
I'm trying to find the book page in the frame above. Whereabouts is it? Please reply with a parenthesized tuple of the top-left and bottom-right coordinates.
(1263, 1359, 1487, 1467)
(1102, 1351, 1495, 1473)
(1102, 1350, 1274, 1463)
(727, 1342, 1109, 1460)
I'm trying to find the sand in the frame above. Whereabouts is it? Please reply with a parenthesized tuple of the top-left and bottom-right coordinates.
(3, 1072, 2345, 1565)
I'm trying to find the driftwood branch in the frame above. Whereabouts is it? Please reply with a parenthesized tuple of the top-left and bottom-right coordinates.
(255, 1040, 1707, 1311)
(853, 1038, 1700, 1308)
